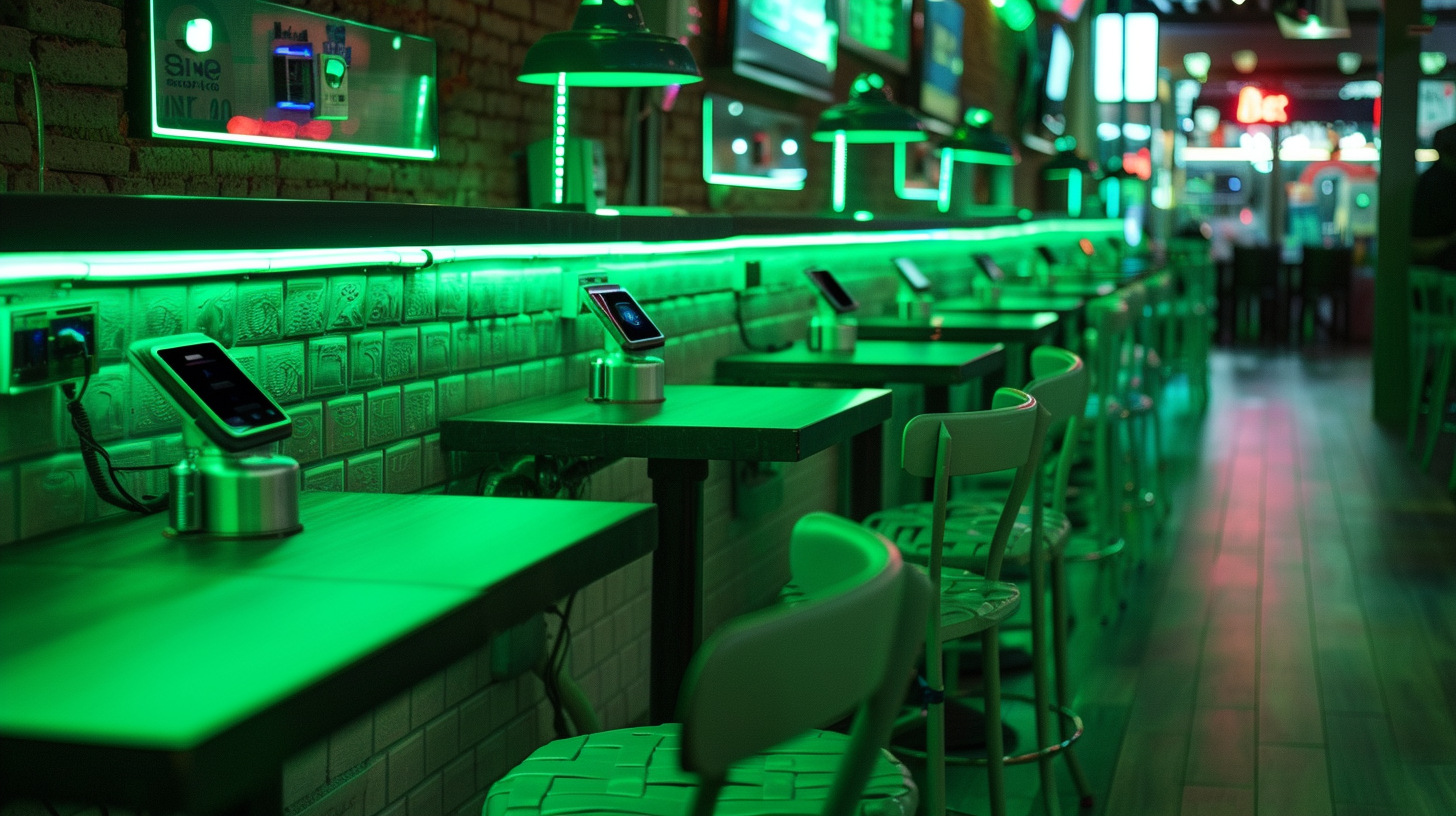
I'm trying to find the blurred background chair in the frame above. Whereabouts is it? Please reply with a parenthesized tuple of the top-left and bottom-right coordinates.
(1230, 245, 1284, 344)
(1298, 246, 1353, 343)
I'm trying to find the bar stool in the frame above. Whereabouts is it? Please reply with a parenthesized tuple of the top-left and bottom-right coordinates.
(864, 348, 1095, 814)
(1298, 246, 1353, 342)
(1409, 267, 1451, 453)
(483, 512, 930, 816)
(1415, 271, 1456, 484)
(1230, 245, 1283, 344)
(1168, 238, 1215, 411)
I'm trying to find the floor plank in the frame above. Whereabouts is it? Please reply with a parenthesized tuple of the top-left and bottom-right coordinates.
(1180, 785, 1255, 816)
(1258, 744, 1334, 816)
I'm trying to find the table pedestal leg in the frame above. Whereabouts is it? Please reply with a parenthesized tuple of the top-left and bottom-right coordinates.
(647, 457, 710, 724)
(850, 426, 884, 521)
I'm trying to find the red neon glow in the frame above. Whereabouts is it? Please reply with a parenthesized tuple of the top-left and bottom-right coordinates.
(1122, 148, 1152, 181)
(1236, 87, 1289, 125)
(1239, 208, 1254, 225)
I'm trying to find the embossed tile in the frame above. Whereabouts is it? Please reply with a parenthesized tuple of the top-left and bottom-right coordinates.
(383, 327, 420, 383)
(507, 314, 535, 362)
(283, 277, 328, 337)
(544, 357, 566, 396)
(495, 268, 524, 316)
(18, 453, 86, 539)
(0, 389, 59, 464)
(404, 271, 438, 323)
(349, 331, 385, 390)
(520, 361, 546, 401)
(492, 365, 521, 406)
(422, 433, 446, 487)
(131, 286, 188, 342)
(451, 321, 481, 372)
(0, 467, 15, 545)
(437, 269, 467, 318)
(259, 342, 307, 404)
(437, 375, 468, 420)
(73, 364, 128, 442)
(307, 336, 348, 398)
(384, 439, 423, 494)
(485, 317, 509, 365)
(303, 461, 345, 492)
(533, 312, 562, 358)
(523, 268, 562, 313)
(366, 386, 403, 448)
(153, 434, 185, 470)
(129, 366, 182, 437)
(402, 381, 437, 437)
(464, 370, 494, 413)
(323, 394, 366, 458)
(366, 274, 405, 326)
(346, 450, 384, 493)
(236, 280, 286, 344)
(281, 402, 324, 464)
(188, 281, 238, 347)
(93, 440, 156, 519)
(229, 345, 260, 383)
(85, 288, 131, 364)
(326, 275, 368, 330)
(420, 323, 451, 376)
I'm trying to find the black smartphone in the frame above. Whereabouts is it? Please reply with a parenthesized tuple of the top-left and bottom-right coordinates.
(804, 269, 859, 314)
(584, 284, 666, 351)
(971, 253, 1007, 283)
(1036, 246, 1060, 266)
(892, 257, 933, 293)
(132, 334, 292, 451)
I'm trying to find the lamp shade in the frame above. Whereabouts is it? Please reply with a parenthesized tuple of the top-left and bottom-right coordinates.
(812, 74, 926, 144)
(518, 0, 702, 87)
(943, 110, 1015, 166)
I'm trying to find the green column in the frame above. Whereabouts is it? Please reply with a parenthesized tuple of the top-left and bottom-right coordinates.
(1373, 0, 1421, 426)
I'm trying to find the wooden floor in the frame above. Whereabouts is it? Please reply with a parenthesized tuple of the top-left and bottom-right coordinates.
(944, 350, 1456, 816)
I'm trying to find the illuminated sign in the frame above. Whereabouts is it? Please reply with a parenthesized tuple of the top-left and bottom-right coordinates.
(1122, 147, 1152, 180)
(1236, 87, 1289, 124)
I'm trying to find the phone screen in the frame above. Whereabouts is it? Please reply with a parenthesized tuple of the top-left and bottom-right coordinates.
(592, 289, 664, 346)
(1036, 246, 1059, 265)
(805, 269, 858, 313)
(156, 343, 286, 432)
(972, 254, 1007, 283)
(892, 257, 932, 293)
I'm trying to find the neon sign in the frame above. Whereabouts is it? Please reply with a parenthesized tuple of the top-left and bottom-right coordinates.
(1236, 86, 1290, 124)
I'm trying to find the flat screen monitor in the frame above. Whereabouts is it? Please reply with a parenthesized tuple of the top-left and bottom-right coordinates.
(731, 0, 838, 102)
(918, 0, 965, 126)
(837, 0, 911, 74)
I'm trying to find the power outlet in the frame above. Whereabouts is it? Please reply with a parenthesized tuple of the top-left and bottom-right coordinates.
(0, 299, 101, 394)
(562, 271, 609, 318)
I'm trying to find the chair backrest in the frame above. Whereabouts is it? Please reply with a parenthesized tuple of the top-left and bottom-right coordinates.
(1025, 347, 1090, 513)
(1084, 293, 1132, 402)
(1232, 245, 1279, 288)
(902, 387, 1048, 581)
(677, 512, 930, 816)
(1302, 246, 1353, 293)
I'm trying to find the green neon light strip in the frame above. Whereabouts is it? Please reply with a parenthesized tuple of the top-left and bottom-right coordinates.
(832, 131, 848, 213)
(413, 76, 430, 148)
(554, 74, 569, 205)
(701, 97, 806, 191)
(1068, 170, 1082, 218)
(147, 0, 438, 161)
(937, 148, 953, 214)
(950, 148, 1016, 166)
(0, 221, 1125, 283)
(893, 143, 939, 201)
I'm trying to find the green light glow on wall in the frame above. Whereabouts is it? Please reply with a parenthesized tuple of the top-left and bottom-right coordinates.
(0, 221, 1126, 284)
(950, 148, 1016, 166)
(833, 131, 848, 213)
(993, 0, 1035, 32)
(553, 73, 569, 205)
(414, 76, 431, 148)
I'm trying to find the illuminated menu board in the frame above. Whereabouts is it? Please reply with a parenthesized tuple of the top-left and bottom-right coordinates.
(919, 0, 964, 125)
(838, 0, 912, 74)
(733, 0, 839, 101)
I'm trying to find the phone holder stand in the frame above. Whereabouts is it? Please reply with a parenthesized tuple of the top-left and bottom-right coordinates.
(808, 301, 857, 352)
(167, 423, 302, 539)
(589, 348, 665, 403)
(979, 281, 1003, 308)
(897, 284, 933, 320)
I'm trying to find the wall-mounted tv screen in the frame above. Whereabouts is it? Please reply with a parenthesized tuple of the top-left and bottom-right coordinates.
(837, 0, 912, 74)
(919, 0, 964, 126)
(732, 0, 839, 102)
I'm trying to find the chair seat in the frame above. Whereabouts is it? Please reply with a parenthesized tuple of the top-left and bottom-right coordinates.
(781, 565, 1017, 642)
(862, 504, 1071, 573)
(483, 724, 918, 816)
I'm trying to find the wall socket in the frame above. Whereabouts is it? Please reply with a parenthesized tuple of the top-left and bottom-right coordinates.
(0, 299, 100, 394)
(562, 271, 609, 318)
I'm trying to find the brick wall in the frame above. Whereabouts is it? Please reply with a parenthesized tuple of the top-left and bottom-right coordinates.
(0, 0, 1027, 210)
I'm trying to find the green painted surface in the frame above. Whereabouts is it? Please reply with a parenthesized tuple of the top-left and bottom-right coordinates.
(934, 294, 1085, 316)
(442, 384, 893, 462)
(856, 312, 1060, 344)
(716, 340, 1005, 387)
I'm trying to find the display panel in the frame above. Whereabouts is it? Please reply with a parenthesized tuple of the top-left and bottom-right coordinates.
(732, 0, 839, 101)
(149, 0, 438, 159)
(893, 257, 933, 292)
(918, 0, 964, 125)
(805, 269, 859, 313)
(837, 0, 912, 74)
(703, 94, 809, 190)
(972, 253, 1007, 283)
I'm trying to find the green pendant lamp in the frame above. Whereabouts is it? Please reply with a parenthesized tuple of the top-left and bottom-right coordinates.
(518, 0, 702, 206)
(1043, 136, 1092, 217)
(813, 74, 926, 214)
(943, 108, 1016, 166)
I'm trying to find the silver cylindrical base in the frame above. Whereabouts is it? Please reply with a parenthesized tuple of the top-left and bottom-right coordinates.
(808, 316, 857, 352)
(174, 452, 302, 539)
(589, 354, 666, 403)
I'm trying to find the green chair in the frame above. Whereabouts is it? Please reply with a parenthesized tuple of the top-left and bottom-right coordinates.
(1167, 237, 1215, 411)
(483, 512, 930, 816)
(1415, 271, 1456, 485)
(864, 349, 1095, 814)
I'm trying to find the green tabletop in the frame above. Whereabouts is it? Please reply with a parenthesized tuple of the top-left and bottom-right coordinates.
(856, 312, 1060, 345)
(441, 384, 893, 463)
(934, 293, 1086, 316)
(0, 492, 656, 813)
(715, 340, 1005, 388)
